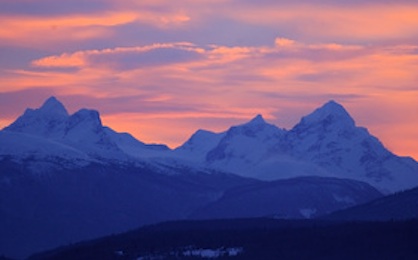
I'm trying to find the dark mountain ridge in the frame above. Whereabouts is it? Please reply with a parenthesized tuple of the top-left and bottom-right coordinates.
(324, 185, 418, 221)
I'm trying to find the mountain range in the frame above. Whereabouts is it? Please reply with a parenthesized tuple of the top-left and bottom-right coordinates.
(175, 100, 418, 193)
(1, 97, 417, 258)
(3, 97, 418, 192)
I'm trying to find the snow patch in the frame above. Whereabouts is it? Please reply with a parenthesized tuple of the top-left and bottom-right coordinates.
(136, 247, 243, 259)
(299, 208, 317, 219)
(114, 250, 124, 256)
(183, 247, 243, 258)
(333, 194, 355, 204)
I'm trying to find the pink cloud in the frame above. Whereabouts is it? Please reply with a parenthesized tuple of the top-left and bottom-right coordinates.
(0, 12, 137, 48)
(224, 4, 418, 43)
(32, 43, 204, 68)
(275, 37, 297, 48)
(22, 41, 418, 116)
(0, 8, 192, 50)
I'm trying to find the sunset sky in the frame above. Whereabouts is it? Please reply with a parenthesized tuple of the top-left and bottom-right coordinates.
(0, 0, 417, 159)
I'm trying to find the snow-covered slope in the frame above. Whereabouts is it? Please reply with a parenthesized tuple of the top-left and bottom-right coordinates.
(206, 115, 285, 165)
(286, 101, 418, 193)
(174, 129, 226, 161)
(175, 114, 305, 179)
(5, 96, 69, 138)
(0, 131, 91, 170)
(103, 127, 169, 158)
(175, 101, 418, 193)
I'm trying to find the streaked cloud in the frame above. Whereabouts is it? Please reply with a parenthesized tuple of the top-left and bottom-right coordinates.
(0, 12, 137, 48)
(223, 3, 418, 43)
(32, 43, 205, 69)
(0, 1, 191, 50)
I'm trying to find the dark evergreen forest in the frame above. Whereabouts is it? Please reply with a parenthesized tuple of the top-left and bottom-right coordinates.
(30, 218, 418, 260)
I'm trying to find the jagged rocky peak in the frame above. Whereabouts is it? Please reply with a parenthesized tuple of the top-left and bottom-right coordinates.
(193, 129, 219, 138)
(233, 114, 284, 135)
(38, 96, 69, 117)
(180, 129, 213, 146)
(294, 100, 356, 131)
(176, 129, 224, 154)
(4, 96, 69, 134)
(187, 129, 221, 144)
(247, 114, 266, 125)
(179, 115, 274, 153)
(66, 109, 103, 132)
(309, 100, 354, 124)
(236, 114, 273, 130)
(71, 109, 101, 123)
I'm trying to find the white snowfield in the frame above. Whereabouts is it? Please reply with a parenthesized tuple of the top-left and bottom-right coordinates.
(1, 97, 418, 193)
(136, 247, 244, 259)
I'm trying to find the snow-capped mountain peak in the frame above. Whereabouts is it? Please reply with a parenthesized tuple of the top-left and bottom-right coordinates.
(1, 97, 418, 193)
(295, 100, 355, 131)
(204, 115, 286, 171)
(1, 97, 173, 162)
(174, 129, 226, 161)
(61, 109, 109, 146)
(229, 114, 284, 138)
(246, 114, 266, 125)
(179, 129, 224, 150)
(39, 96, 69, 117)
(4, 96, 69, 136)
(67, 109, 102, 131)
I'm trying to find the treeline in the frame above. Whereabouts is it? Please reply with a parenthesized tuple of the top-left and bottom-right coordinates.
(30, 218, 418, 260)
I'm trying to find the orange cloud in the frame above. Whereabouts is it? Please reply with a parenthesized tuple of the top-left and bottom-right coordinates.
(24, 40, 418, 106)
(31, 42, 204, 68)
(275, 37, 297, 48)
(0, 12, 137, 47)
(32, 53, 86, 68)
(4, 39, 418, 159)
(0, 9, 191, 49)
(226, 4, 418, 42)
